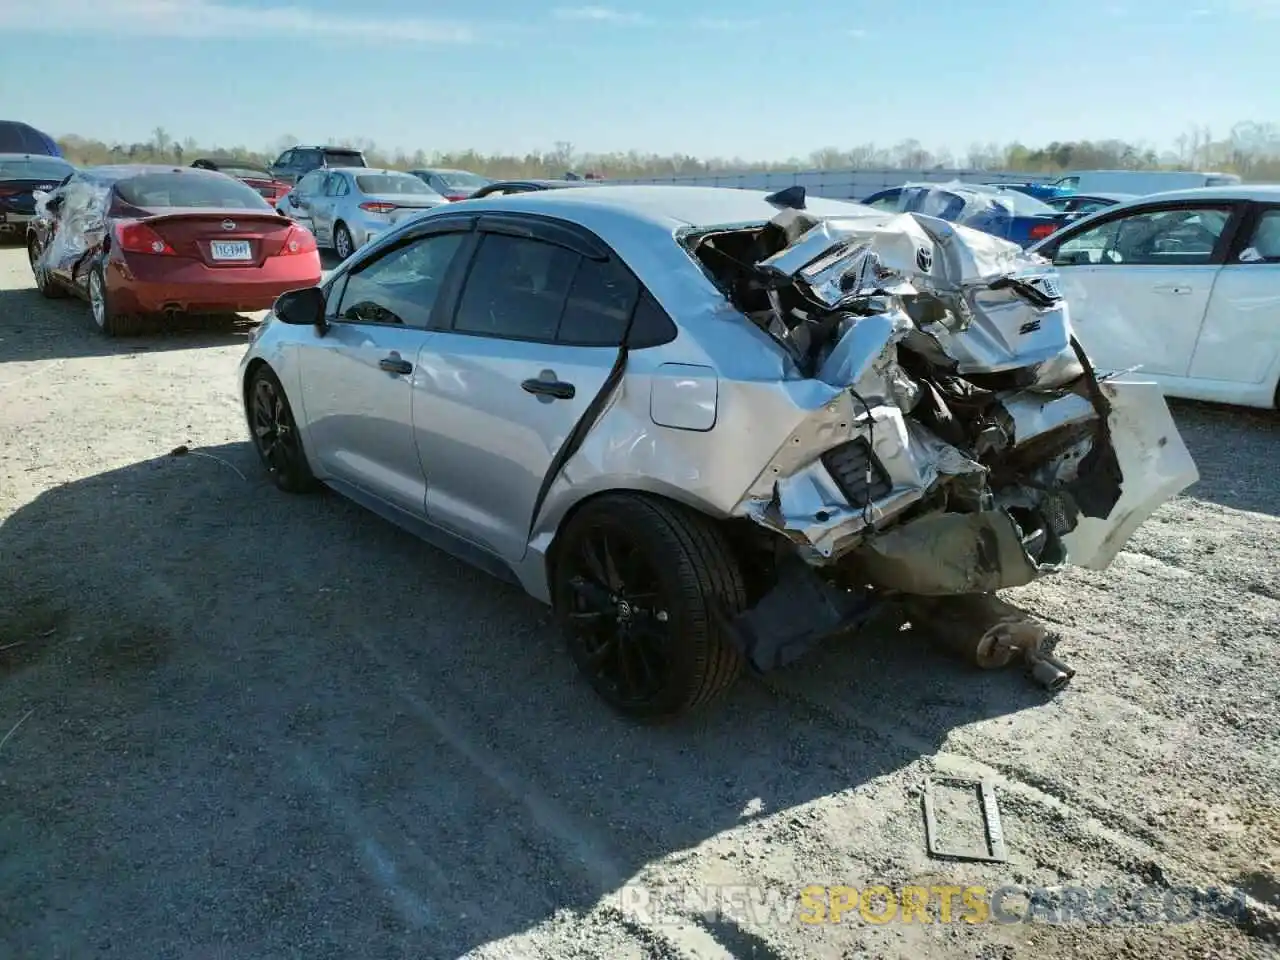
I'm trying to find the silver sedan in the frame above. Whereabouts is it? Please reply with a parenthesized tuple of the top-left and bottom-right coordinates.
(275, 167, 446, 259)
(239, 185, 1198, 721)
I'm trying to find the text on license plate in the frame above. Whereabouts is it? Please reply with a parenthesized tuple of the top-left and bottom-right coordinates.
(211, 240, 252, 260)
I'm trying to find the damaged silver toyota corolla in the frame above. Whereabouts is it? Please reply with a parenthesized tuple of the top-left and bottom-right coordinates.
(240, 183, 1198, 722)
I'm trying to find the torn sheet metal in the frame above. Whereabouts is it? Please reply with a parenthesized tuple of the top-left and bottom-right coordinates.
(701, 200, 1197, 600)
(36, 178, 112, 282)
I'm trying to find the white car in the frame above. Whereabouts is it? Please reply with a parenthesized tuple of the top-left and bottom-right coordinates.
(1029, 185, 1280, 410)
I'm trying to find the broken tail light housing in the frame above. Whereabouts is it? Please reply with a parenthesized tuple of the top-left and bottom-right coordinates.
(115, 221, 175, 255)
(359, 201, 397, 214)
(278, 225, 318, 256)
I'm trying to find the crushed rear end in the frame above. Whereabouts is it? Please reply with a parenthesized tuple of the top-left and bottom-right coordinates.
(685, 192, 1198, 672)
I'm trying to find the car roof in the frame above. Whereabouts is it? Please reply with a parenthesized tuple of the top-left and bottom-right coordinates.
(288, 145, 364, 152)
(192, 156, 269, 169)
(0, 152, 72, 163)
(454, 183, 878, 232)
(412, 167, 477, 175)
(327, 167, 415, 176)
(1069, 191, 1137, 201)
(74, 164, 232, 182)
(1104, 184, 1280, 204)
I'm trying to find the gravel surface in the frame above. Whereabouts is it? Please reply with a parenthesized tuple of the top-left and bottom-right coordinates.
(0, 244, 1277, 960)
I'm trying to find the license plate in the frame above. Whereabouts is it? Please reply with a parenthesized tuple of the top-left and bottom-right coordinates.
(211, 240, 252, 260)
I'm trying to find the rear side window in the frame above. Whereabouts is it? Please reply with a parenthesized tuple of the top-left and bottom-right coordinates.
(451, 230, 677, 347)
(1242, 209, 1280, 261)
(454, 234, 578, 341)
(325, 151, 365, 167)
(557, 256, 639, 345)
(114, 173, 272, 210)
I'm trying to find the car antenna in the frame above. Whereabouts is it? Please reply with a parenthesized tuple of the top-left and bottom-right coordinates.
(765, 185, 806, 209)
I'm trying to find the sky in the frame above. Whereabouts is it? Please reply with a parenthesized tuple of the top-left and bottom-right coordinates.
(0, 0, 1277, 162)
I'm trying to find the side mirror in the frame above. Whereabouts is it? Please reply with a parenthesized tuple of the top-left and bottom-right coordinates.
(273, 286, 327, 330)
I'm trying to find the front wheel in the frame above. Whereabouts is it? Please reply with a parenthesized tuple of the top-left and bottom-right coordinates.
(29, 239, 66, 298)
(552, 493, 747, 722)
(247, 364, 317, 493)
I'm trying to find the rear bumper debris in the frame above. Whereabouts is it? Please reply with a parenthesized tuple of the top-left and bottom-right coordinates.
(693, 190, 1198, 672)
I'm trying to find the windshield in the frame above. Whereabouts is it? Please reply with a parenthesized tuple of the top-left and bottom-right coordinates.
(435, 171, 490, 191)
(0, 157, 73, 181)
(115, 173, 273, 209)
(324, 151, 365, 166)
(357, 174, 434, 195)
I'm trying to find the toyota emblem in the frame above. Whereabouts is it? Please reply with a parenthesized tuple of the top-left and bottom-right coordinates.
(221, 219, 236, 231)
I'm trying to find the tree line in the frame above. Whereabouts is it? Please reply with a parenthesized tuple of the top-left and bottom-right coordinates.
(52, 122, 1280, 181)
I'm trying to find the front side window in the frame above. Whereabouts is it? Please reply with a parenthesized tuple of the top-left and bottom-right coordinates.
(1054, 205, 1233, 266)
(294, 170, 326, 197)
(334, 232, 467, 327)
(453, 233, 579, 341)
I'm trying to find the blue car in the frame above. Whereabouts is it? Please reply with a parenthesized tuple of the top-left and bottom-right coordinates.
(0, 121, 62, 157)
(860, 182, 1074, 248)
(982, 181, 1072, 202)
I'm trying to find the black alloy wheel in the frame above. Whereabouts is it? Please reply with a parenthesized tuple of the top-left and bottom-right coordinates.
(248, 365, 316, 493)
(553, 494, 746, 722)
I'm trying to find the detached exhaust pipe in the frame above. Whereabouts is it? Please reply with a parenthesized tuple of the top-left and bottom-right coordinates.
(903, 593, 1075, 691)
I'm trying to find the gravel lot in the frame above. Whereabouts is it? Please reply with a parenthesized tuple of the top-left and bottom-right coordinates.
(0, 243, 1277, 960)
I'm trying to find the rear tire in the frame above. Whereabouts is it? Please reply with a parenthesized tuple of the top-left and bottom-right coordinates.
(29, 239, 66, 298)
(88, 266, 145, 336)
(333, 223, 354, 260)
(246, 364, 317, 494)
(551, 493, 747, 723)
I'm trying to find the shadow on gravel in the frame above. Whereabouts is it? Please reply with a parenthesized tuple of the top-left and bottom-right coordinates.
(0, 286, 260, 365)
(1169, 399, 1280, 517)
(0, 444, 1052, 960)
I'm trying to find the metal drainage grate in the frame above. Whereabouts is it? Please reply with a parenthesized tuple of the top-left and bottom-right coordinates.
(821, 437, 893, 509)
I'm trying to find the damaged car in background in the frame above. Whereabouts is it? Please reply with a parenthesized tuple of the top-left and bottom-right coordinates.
(240, 183, 1198, 722)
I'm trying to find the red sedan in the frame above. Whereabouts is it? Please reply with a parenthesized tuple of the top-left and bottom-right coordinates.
(189, 156, 292, 208)
(26, 164, 321, 336)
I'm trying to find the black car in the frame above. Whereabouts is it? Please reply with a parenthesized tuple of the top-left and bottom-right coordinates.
(267, 145, 367, 185)
(467, 178, 601, 199)
(0, 153, 75, 243)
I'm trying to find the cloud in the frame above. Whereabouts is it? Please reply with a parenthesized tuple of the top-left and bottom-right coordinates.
(552, 6, 646, 23)
(0, 0, 482, 42)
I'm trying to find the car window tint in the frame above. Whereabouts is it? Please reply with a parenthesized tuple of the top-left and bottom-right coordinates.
(1054, 206, 1232, 266)
(335, 232, 466, 328)
(556, 256, 640, 345)
(453, 234, 578, 341)
(115, 173, 271, 210)
(627, 289, 678, 348)
(1243, 209, 1280, 260)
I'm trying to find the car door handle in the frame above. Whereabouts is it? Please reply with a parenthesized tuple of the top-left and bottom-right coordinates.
(1153, 284, 1192, 295)
(379, 355, 413, 375)
(522, 378, 575, 400)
